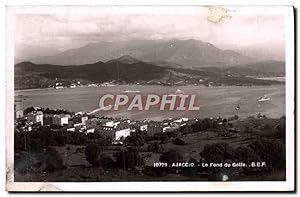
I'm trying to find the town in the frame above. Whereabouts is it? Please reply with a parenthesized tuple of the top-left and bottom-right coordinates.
(14, 102, 198, 144)
(14, 98, 286, 183)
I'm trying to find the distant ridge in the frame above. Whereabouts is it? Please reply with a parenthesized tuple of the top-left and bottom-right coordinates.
(14, 56, 283, 90)
(28, 39, 255, 68)
(106, 55, 140, 64)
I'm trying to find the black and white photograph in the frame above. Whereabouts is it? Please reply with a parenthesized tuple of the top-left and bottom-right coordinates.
(6, 5, 295, 192)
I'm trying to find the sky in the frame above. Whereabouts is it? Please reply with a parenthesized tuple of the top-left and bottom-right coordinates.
(11, 6, 287, 59)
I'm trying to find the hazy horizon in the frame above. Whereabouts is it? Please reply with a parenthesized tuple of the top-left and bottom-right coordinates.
(12, 6, 286, 61)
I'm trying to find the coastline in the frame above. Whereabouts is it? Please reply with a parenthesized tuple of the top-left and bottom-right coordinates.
(14, 83, 286, 93)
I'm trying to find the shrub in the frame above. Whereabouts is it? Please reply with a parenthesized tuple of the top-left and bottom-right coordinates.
(181, 158, 198, 177)
(249, 139, 285, 169)
(276, 116, 286, 138)
(54, 134, 67, 146)
(143, 166, 167, 177)
(75, 147, 84, 153)
(99, 153, 115, 168)
(233, 145, 262, 174)
(173, 138, 188, 145)
(233, 145, 261, 163)
(85, 143, 102, 166)
(43, 147, 64, 172)
(191, 118, 220, 132)
(30, 138, 44, 153)
(157, 133, 170, 144)
(200, 143, 234, 162)
(165, 131, 180, 138)
(115, 147, 143, 170)
(180, 125, 193, 134)
(159, 149, 183, 164)
(124, 134, 144, 146)
(148, 142, 164, 153)
(14, 132, 32, 152)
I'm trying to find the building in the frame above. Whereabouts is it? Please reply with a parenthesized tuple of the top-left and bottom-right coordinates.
(86, 128, 95, 133)
(172, 117, 189, 124)
(97, 122, 131, 141)
(130, 122, 148, 132)
(52, 114, 69, 126)
(73, 115, 88, 125)
(147, 122, 163, 136)
(102, 119, 119, 127)
(27, 111, 43, 125)
(14, 100, 23, 119)
(43, 114, 54, 125)
(67, 127, 75, 132)
(139, 124, 148, 131)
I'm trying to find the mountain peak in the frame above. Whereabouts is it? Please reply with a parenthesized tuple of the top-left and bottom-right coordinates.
(30, 39, 255, 67)
(107, 55, 140, 64)
(15, 61, 36, 66)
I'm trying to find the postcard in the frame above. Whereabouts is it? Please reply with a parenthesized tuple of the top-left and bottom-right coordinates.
(6, 5, 295, 192)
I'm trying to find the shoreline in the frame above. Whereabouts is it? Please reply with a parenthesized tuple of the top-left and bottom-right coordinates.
(14, 83, 286, 93)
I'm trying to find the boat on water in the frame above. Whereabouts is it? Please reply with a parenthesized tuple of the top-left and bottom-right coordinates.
(70, 84, 76, 88)
(54, 82, 64, 89)
(258, 95, 271, 102)
(123, 90, 141, 93)
(175, 89, 184, 94)
(168, 89, 185, 97)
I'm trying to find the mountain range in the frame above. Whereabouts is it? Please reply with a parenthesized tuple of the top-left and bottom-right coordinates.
(28, 39, 256, 68)
(14, 39, 285, 90)
(15, 55, 284, 90)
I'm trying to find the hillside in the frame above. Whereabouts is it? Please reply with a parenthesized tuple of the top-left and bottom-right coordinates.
(15, 56, 283, 90)
(15, 58, 167, 89)
(225, 60, 285, 77)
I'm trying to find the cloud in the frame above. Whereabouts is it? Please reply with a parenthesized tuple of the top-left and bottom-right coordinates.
(13, 6, 286, 52)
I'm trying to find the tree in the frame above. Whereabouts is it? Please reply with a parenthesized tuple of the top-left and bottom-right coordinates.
(276, 116, 286, 138)
(143, 166, 167, 177)
(43, 147, 64, 172)
(148, 142, 164, 153)
(234, 145, 261, 163)
(124, 134, 145, 146)
(233, 145, 262, 174)
(181, 158, 198, 177)
(249, 139, 285, 170)
(159, 149, 183, 164)
(85, 143, 115, 168)
(23, 106, 35, 115)
(14, 132, 32, 152)
(85, 143, 102, 166)
(30, 138, 44, 153)
(173, 138, 188, 145)
(200, 142, 234, 163)
(115, 147, 143, 170)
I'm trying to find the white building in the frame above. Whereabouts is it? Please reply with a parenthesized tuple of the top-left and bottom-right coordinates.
(27, 111, 43, 125)
(67, 127, 75, 132)
(97, 122, 131, 141)
(14, 100, 23, 119)
(172, 117, 189, 124)
(86, 128, 95, 133)
(73, 115, 88, 125)
(53, 114, 69, 126)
